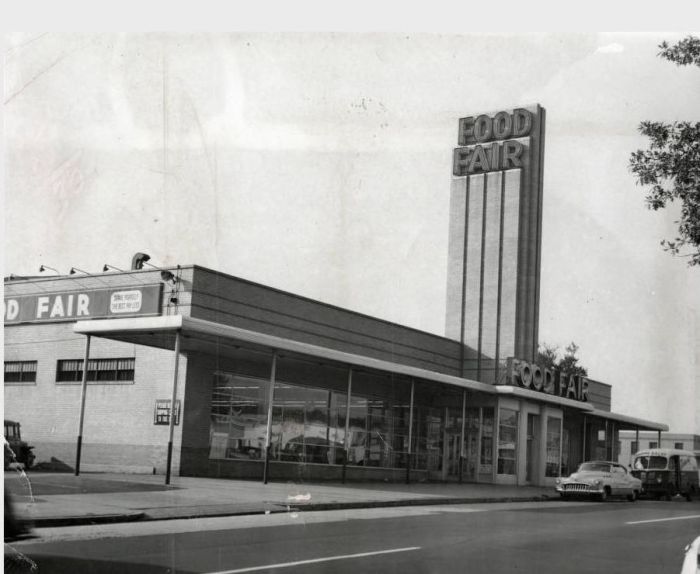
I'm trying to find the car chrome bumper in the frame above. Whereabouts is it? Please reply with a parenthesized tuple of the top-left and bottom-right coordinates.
(555, 484, 603, 495)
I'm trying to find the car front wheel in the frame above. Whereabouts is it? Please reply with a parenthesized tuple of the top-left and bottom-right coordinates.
(627, 490, 637, 502)
(598, 487, 610, 502)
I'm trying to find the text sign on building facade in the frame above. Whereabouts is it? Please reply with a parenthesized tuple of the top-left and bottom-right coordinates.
(445, 104, 546, 385)
(507, 357, 589, 403)
(3, 285, 163, 324)
(453, 108, 534, 175)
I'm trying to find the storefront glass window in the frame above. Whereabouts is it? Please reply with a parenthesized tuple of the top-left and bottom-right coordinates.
(480, 407, 494, 474)
(464, 408, 481, 479)
(345, 396, 367, 465)
(412, 406, 443, 471)
(271, 383, 345, 464)
(209, 370, 458, 472)
(545, 416, 562, 477)
(209, 372, 270, 460)
(497, 408, 518, 475)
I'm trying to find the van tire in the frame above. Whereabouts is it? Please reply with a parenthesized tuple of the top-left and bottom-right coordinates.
(627, 491, 637, 502)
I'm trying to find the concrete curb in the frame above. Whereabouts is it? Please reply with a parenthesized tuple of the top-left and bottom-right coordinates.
(30, 512, 146, 528)
(288, 494, 554, 512)
(30, 495, 555, 527)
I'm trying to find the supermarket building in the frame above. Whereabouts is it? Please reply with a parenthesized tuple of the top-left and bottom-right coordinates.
(3, 105, 668, 486)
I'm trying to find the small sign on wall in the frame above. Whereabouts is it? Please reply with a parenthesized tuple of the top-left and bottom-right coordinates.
(154, 399, 181, 425)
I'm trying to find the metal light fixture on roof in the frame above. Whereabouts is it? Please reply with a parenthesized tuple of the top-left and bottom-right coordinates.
(39, 264, 61, 274)
(131, 252, 151, 270)
(69, 267, 89, 275)
(103, 264, 125, 272)
(160, 270, 177, 283)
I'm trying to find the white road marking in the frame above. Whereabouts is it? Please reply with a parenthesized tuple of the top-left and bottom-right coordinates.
(207, 546, 421, 573)
(626, 514, 700, 525)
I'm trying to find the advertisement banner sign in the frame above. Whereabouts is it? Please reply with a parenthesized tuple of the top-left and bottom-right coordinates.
(4, 284, 163, 324)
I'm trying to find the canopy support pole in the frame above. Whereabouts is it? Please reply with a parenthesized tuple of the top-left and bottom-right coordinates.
(74, 335, 92, 476)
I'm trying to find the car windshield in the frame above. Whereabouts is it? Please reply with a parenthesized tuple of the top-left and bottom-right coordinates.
(633, 456, 667, 470)
(4, 424, 20, 440)
(578, 463, 610, 472)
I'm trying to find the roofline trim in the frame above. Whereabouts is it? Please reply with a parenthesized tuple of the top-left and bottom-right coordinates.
(495, 385, 594, 411)
(587, 408, 668, 431)
(74, 315, 183, 334)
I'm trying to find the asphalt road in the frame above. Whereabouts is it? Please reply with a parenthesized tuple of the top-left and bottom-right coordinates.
(8, 500, 700, 573)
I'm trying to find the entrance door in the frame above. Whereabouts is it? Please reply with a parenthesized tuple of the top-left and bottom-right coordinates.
(464, 408, 481, 481)
(526, 414, 539, 484)
(445, 432, 462, 478)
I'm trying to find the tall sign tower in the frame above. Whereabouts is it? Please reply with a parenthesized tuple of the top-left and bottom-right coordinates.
(445, 104, 546, 383)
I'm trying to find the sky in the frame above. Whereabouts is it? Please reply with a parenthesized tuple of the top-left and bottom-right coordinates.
(3, 31, 699, 433)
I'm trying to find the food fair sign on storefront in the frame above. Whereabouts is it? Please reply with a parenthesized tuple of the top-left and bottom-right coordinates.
(3, 285, 163, 324)
(506, 357, 589, 403)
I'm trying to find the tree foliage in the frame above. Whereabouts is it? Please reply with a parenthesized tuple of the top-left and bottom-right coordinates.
(629, 36, 700, 266)
(537, 342, 588, 378)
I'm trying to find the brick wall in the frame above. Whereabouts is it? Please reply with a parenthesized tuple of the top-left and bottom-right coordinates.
(4, 321, 187, 473)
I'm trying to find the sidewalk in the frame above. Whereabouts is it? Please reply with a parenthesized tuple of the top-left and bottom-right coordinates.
(5, 471, 556, 528)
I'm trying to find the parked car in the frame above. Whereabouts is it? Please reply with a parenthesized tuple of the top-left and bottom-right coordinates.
(4, 420, 35, 470)
(555, 461, 641, 501)
(680, 535, 700, 574)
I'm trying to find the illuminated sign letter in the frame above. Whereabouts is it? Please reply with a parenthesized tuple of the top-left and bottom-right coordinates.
(492, 111, 512, 139)
(76, 294, 90, 316)
(519, 362, 533, 389)
(531, 364, 544, 391)
(458, 117, 475, 146)
(558, 372, 568, 397)
(66, 294, 74, 316)
(543, 368, 555, 394)
(502, 140, 523, 169)
(468, 145, 490, 173)
(580, 378, 589, 402)
(4, 299, 19, 321)
(37, 296, 50, 319)
(512, 108, 533, 137)
(50, 296, 65, 318)
(473, 115, 493, 143)
(453, 148, 470, 176)
(566, 375, 578, 400)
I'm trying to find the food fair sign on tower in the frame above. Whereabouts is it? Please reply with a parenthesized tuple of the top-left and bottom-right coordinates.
(453, 108, 535, 176)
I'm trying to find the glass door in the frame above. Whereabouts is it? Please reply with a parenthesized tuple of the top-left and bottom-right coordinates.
(464, 408, 481, 481)
(526, 413, 539, 484)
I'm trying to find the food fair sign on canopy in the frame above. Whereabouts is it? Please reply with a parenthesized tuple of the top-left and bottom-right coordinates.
(506, 357, 589, 403)
(3, 285, 163, 324)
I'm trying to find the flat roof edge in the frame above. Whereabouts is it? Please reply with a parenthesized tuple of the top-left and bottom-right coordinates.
(588, 408, 669, 431)
(74, 315, 183, 334)
(181, 316, 496, 395)
(495, 386, 594, 411)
